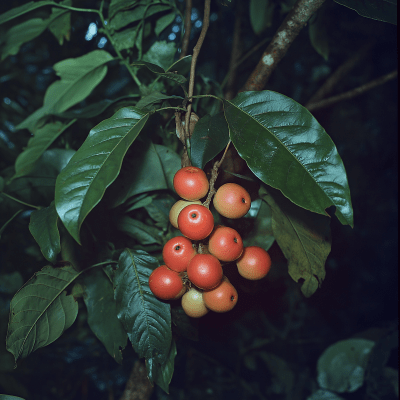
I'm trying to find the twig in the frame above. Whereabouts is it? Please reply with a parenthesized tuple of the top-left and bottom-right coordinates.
(224, 0, 243, 100)
(305, 41, 375, 106)
(306, 70, 398, 112)
(184, 0, 211, 141)
(180, 0, 192, 59)
(241, 0, 326, 92)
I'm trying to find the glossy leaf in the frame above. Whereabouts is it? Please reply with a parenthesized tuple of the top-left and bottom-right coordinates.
(29, 201, 60, 262)
(0, 1, 54, 25)
(190, 112, 230, 169)
(317, 339, 375, 392)
(13, 120, 76, 179)
(56, 95, 140, 119)
(155, 12, 176, 36)
(142, 41, 177, 71)
(147, 340, 177, 393)
(55, 108, 148, 244)
(17, 50, 114, 132)
(260, 186, 331, 297)
(250, 0, 275, 34)
(224, 91, 353, 227)
(334, 0, 397, 25)
(116, 216, 163, 245)
(136, 92, 183, 110)
(108, 142, 180, 208)
(6, 265, 79, 363)
(0, 395, 26, 400)
(131, 60, 186, 85)
(113, 249, 172, 365)
(82, 269, 127, 364)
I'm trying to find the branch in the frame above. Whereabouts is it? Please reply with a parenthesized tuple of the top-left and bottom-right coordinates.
(306, 70, 398, 112)
(118, 360, 153, 400)
(305, 41, 375, 106)
(224, 0, 243, 100)
(180, 0, 192, 59)
(241, 0, 326, 92)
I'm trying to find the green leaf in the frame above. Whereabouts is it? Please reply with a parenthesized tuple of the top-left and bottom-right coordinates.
(136, 91, 183, 110)
(260, 186, 331, 297)
(334, 0, 397, 25)
(109, 4, 171, 31)
(307, 390, 346, 400)
(242, 199, 274, 251)
(0, 395, 26, 400)
(1, 18, 49, 61)
(309, 10, 329, 61)
(142, 41, 177, 71)
(6, 265, 79, 363)
(250, 0, 275, 35)
(0, 1, 54, 26)
(113, 249, 172, 365)
(131, 60, 186, 85)
(116, 216, 163, 245)
(82, 269, 128, 364)
(55, 95, 140, 119)
(190, 112, 230, 169)
(112, 25, 140, 52)
(166, 55, 192, 75)
(125, 193, 154, 212)
(108, 0, 139, 20)
(317, 339, 375, 392)
(13, 120, 76, 179)
(29, 201, 60, 262)
(108, 141, 180, 208)
(155, 12, 176, 36)
(48, 1, 72, 45)
(147, 339, 177, 392)
(55, 107, 149, 244)
(224, 91, 354, 227)
(17, 50, 114, 132)
(144, 194, 176, 230)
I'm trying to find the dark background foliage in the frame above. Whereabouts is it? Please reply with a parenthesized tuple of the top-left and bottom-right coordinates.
(0, 0, 397, 399)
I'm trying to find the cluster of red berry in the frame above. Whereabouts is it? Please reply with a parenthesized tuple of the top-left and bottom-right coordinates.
(149, 166, 272, 318)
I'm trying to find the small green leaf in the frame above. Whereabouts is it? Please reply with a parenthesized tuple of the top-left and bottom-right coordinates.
(166, 55, 192, 75)
(136, 92, 182, 110)
(0, 1, 54, 26)
(113, 249, 172, 365)
(83, 269, 128, 364)
(250, 0, 275, 35)
(29, 201, 60, 262)
(224, 91, 354, 227)
(55, 107, 149, 244)
(131, 59, 186, 85)
(334, 0, 397, 25)
(155, 12, 176, 36)
(116, 216, 163, 245)
(309, 10, 329, 61)
(317, 338, 375, 392)
(260, 186, 331, 297)
(48, 1, 71, 45)
(108, 142, 180, 208)
(17, 50, 114, 132)
(13, 120, 75, 179)
(142, 41, 177, 71)
(190, 112, 230, 169)
(6, 265, 79, 363)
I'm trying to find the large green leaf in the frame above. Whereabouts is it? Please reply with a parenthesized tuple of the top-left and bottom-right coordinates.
(0, 1, 54, 25)
(13, 120, 76, 179)
(190, 112, 230, 169)
(260, 186, 331, 297)
(17, 50, 114, 132)
(224, 91, 353, 227)
(113, 249, 172, 365)
(6, 265, 79, 363)
(116, 216, 163, 245)
(82, 269, 127, 364)
(29, 201, 60, 262)
(131, 60, 186, 85)
(334, 0, 397, 25)
(108, 141, 180, 208)
(55, 107, 149, 244)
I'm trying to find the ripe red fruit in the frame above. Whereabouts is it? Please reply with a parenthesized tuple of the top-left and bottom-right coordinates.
(162, 236, 196, 272)
(148, 265, 184, 300)
(178, 204, 214, 241)
(173, 166, 209, 201)
(203, 277, 238, 312)
(208, 226, 244, 262)
(236, 246, 272, 280)
(181, 288, 209, 318)
(187, 254, 223, 290)
(213, 183, 251, 219)
(169, 200, 202, 228)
